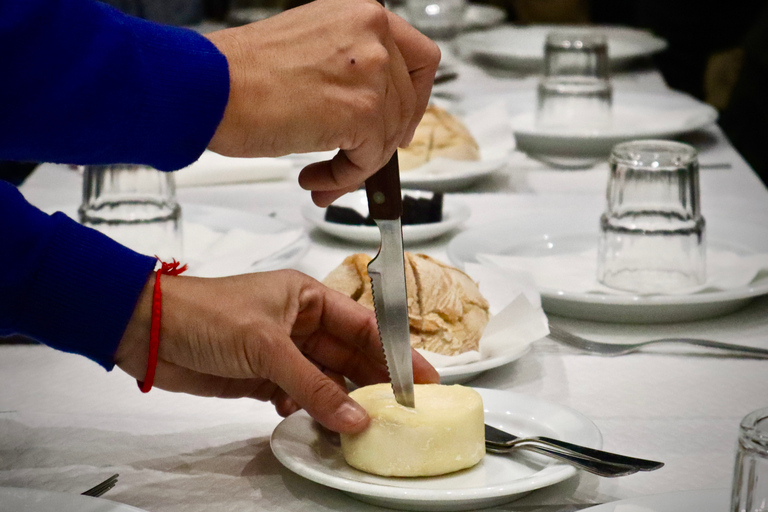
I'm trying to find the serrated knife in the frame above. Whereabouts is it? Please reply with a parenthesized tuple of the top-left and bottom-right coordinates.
(365, 152, 415, 408)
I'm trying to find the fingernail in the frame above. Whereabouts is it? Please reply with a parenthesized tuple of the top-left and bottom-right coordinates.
(336, 401, 366, 426)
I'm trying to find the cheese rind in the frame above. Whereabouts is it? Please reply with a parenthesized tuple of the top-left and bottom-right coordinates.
(340, 384, 485, 477)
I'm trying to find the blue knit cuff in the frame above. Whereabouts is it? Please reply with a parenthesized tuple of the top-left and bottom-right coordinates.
(17, 213, 157, 370)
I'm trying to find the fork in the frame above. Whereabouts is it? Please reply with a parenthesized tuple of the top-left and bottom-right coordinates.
(547, 323, 768, 358)
(81, 474, 119, 497)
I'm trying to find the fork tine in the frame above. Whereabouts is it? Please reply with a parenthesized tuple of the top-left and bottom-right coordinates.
(81, 473, 119, 497)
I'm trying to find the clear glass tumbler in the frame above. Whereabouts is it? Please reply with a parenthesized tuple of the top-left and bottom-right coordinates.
(406, 0, 467, 40)
(597, 140, 705, 293)
(78, 164, 183, 261)
(536, 32, 612, 133)
(732, 406, 768, 512)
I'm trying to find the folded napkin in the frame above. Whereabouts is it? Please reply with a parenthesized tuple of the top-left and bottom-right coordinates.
(175, 151, 291, 187)
(478, 248, 768, 296)
(416, 263, 549, 368)
(183, 222, 305, 278)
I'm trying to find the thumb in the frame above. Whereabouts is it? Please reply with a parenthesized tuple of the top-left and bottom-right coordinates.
(269, 340, 370, 434)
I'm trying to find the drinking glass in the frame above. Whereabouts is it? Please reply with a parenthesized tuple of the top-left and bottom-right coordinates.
(732, 406, 768, 512)
(536, 32, 612, 132)
(597, 140, 705, 293)
(406, 0, 467, 40)
(78, 164, 183, 261)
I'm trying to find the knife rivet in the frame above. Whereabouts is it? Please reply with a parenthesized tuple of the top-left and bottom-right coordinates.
(373, 192, 386, 204)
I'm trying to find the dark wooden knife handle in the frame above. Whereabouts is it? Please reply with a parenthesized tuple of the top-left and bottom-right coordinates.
(365, 153, 402, 220)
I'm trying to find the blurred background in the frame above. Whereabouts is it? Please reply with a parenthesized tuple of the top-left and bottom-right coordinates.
(3, 0, 766, 185)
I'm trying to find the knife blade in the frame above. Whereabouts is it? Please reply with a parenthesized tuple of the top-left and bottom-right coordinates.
(365, 152, 415, 408)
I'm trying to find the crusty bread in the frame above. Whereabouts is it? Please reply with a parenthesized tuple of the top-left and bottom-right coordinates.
(398, 105, 481, 171)
(322, 252, 490, 355)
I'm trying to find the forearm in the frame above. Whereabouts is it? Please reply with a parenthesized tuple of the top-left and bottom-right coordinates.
(0, 181, 156, 369)
(0, 0, 229, 171)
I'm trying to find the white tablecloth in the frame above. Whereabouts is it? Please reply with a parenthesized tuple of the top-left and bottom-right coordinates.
(4, 36, 768, 512)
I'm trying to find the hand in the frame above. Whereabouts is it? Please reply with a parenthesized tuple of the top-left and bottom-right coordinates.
(204, 0, 440, 207)
(114, 270, 439, 434)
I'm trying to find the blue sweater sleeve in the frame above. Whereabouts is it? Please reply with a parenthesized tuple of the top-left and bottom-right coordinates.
(0, 180, 157, 369)
(0, 0, 230, 171)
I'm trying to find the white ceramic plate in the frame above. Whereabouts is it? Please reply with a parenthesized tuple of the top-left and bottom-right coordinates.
(447, 207, 768, 323)
(456, 24, 667, 69)
(270, 388, 602, 512)
(580, 489, 728, 512)
(0, 487, 148, 512)
(437, 345, 531, 384)
(302, 191, 470, 245)
(50, 204, 310, 275)
(394, 4, 506, 31)
(507, 89, 718, 167)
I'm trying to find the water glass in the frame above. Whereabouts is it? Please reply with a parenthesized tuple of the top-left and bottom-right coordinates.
(406, 0, 467, 40)
(536, 32, 612, 132)
(597, 140, 705, 293)
(732, 406, 768, 512)
(78, 164, 183, 261)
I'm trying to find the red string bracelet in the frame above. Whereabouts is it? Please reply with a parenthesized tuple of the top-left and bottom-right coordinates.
(137, 258, 187, 393)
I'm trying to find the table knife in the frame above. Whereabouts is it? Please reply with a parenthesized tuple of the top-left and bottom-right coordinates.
(365, 152, 415, 408)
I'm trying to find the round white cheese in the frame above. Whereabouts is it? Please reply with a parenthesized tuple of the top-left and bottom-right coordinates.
(340, 383, 485, 477)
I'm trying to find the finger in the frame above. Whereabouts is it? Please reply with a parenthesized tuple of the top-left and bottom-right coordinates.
(380, 24, 416, 154)
(411, 348, 441, 384)
(267, 339, 371, 434)
(300, 329, 390, 387)
(386, 11, 440, 145)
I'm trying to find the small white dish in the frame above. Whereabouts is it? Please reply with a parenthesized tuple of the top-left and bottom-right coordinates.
(0, 487, 148, 512)
(394, 4, 506, 31)
(456, 24, 667, 69)
(270, 388, 602, 512)
(447, 207, 768, 323)
(302, 190, 470, 245)
(437, 345, 531, 384)
(579, 489, 728, 512)
(507, 90, 718, 167)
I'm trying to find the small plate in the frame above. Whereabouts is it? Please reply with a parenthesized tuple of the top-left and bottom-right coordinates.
(270, 388, 602, 512)
(507, 90, 718, 167)
(455, 24, 667, 69)
(302, 191, 470, 245)
(447, 207, 768, 323)
(437, 345, 531, 384)
(580, 489, 728, 512)
(0, 487, 148, 512)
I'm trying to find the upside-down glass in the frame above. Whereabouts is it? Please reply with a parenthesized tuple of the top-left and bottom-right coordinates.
(406, 0, 467, 40)
(732, 407, 768, 512)
(536, 32, 612, 132)
(78, 164, 183, 261)
(597, 140, 705, 293)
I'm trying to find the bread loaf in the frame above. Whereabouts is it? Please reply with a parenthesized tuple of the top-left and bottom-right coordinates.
(322, 253, 490, 355)
(340, 383, 485, 476)
(398, 105, 481, 171)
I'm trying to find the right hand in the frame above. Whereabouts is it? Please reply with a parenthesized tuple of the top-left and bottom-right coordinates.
(204, 0, 440, 206)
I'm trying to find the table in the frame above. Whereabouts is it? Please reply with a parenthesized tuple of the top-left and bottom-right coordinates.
(3, 31, 768, 512)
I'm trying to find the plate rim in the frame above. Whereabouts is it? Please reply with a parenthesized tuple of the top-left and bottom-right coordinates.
(270, 387, 602, 504)
(456, 24, 668, 64)
(578, 488, 729, 512)
(447, 216, 768, 308)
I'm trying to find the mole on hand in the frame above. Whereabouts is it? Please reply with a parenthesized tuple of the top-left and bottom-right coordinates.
(350, 58, 356, 65)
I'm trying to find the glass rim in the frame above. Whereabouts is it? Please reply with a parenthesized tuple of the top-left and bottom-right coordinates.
(610, 139, 698, 170)
(545, 31, 608, 50)
(739, 406, 768, 449)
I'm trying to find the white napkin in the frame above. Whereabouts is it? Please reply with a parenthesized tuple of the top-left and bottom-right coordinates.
(175, 151, 291, 187)
(478, 248, 768, 296)
(183, 222, 305, 278)
(416, 263, 550, 368)
(400, 100, 513, 177)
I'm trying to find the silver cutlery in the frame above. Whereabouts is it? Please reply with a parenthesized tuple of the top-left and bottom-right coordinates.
(548, 323, 768, 358)
(485, 424, 664, 477)
(81, 473, 119, 497)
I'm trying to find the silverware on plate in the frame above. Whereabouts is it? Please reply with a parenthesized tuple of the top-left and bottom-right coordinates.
(485, 425, 663, 477)
(81, 473, 119, 497)
(548, 323, 768, 358)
